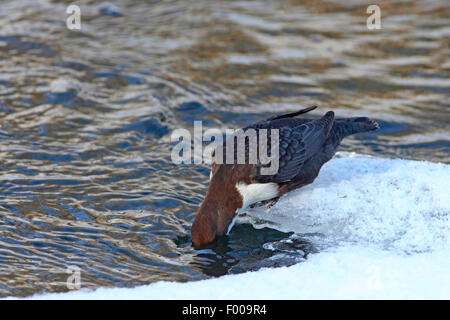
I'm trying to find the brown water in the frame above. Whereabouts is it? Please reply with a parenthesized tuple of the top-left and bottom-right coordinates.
(0, 0, 448, 297)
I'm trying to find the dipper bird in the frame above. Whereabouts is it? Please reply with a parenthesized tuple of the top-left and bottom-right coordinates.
(191, 106, 379, 246)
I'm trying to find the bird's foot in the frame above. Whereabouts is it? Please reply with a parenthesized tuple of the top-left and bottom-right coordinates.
(249, 197, 280, 213)
(265, 197, 280, 213)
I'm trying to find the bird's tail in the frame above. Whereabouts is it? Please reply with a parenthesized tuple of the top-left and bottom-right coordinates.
(326, 117, 379, 148)
(343, 117, 380, 135)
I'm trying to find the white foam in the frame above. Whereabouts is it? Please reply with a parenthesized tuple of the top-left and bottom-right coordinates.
(16, 155, 450, 299)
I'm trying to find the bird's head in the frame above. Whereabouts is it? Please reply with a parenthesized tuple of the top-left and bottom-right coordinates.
(191, 164, 247, 246)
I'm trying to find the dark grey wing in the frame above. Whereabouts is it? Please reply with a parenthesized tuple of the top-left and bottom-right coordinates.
(254, 111, 335, 183)
(249, 106, 318, 130)
(266, 105, 317, 121)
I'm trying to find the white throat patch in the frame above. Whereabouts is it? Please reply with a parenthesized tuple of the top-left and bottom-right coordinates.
(235, 182, 279, 209)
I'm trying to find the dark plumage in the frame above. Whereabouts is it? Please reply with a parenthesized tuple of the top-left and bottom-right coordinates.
(248, 106, 378, 188)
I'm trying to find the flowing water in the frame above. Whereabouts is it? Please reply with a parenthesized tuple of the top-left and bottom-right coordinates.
(0, 0, 448, 297)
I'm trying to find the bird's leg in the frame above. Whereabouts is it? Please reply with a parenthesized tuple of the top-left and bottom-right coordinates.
(248, 197, 280, 213)
(265, 197, 280, 212)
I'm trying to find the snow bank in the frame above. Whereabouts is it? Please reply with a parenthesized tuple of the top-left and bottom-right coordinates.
(27, 155, 450, 299)
(29, 246, 450, 300)
(245, 153, 450, 253)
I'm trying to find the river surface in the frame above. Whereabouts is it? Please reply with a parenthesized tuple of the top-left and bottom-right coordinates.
(0, 0, 448, 297)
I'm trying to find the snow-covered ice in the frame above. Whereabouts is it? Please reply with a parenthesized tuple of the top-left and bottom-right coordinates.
(23, 154, 450, 299)
(28, 246, 450, 300)
(245, 153, 449, 254)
